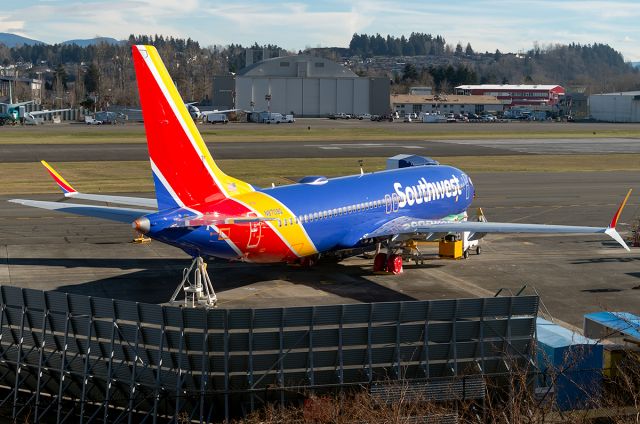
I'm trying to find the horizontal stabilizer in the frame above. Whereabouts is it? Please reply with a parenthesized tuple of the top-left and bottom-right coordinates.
(9, 199, 149, 223)
(40, 160, 157, 208)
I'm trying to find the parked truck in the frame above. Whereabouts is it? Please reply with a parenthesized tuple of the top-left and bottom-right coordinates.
(204, 113, 229, 124)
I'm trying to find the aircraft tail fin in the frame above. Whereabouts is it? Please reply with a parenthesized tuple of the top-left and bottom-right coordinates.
(131, 45, 253, 210)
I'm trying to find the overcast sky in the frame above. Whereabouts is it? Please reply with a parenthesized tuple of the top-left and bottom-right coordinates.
(2, 0, 639, 61)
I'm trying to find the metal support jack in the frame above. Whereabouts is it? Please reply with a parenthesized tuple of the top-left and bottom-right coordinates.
(169, 256, 217, 308)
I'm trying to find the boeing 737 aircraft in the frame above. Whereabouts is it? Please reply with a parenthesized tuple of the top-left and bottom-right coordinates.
(9, 45, 631, 305)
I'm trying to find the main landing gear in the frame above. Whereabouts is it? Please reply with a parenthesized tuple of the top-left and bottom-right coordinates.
(169, 256, 217, 308)
(372, 241, 404, 274)
(373, 252, 404, 274)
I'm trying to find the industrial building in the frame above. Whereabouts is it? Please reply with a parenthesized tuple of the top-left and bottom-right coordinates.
(0, 76, 42, 104)
(235, 55, 390, 117)
(455, 84, 565, 109)
(391, 93, 503, 116)
(589, 91, 640, 122)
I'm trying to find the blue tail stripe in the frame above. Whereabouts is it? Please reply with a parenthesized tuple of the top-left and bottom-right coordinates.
(152, 171, 179, 210)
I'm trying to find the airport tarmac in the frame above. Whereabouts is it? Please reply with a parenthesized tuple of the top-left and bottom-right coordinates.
(3, 137, 640, 162)
(1, 171, 639, 328)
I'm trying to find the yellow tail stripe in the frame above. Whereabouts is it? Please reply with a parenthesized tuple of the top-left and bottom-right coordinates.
(145, 46, 253, 196)
(235, 191, 317, 257)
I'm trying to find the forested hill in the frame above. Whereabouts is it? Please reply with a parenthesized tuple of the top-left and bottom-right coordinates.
(337, 33, 640, 93)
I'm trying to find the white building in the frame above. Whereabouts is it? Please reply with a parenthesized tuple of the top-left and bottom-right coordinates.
(589, 91, 640, 122)
(391, 94, 503, 116)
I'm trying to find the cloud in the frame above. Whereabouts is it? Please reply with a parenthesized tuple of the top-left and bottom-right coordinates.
(2, 1, 639, 60)
(0, 16, 26, 34)
(200, 3, 373, 48)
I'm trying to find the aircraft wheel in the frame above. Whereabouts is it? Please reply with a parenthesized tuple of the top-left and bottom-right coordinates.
(386, 254, 403, 274)
(476, 246, 481, 255)
(373, 253, 387, 272)
(300, 256, 317, 268)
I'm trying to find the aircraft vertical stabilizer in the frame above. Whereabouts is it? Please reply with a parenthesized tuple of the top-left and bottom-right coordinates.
(131, 45, 253, 210)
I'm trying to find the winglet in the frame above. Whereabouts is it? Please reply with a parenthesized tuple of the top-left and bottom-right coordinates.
(41, 160, 77, 195)
(609, 189, 632, 229)
(605, 189, 632, 251)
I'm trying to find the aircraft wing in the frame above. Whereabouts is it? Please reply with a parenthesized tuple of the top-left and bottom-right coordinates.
(27, 108, 71, 117)
(8, 199, 148, 223)
(1, 101, 33, 107)
(363, 190, 632, 251)
(41, 160, 157, 209)
(201, 108, 238, 116)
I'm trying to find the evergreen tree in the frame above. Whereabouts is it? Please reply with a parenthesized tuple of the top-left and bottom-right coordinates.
(84, 63, 100, 94)
(455, 43, 463, 56)
(402, 63, 418, 81)
(465, 43, 474, 56)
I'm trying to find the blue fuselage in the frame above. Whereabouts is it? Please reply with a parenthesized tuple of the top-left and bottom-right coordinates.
(144, 165, 475, 262)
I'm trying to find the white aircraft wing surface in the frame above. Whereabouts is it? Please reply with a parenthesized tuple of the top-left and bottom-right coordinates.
(8, 199, 149, 223)
(363, 189, 633, 252)
(63, 192, 157, 208)
(39, 160, 157, 209)
(27, 108, 71, 117)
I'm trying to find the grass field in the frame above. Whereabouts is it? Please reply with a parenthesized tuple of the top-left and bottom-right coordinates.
(0, 121, 639, 144)
(3, 154, 640, 195)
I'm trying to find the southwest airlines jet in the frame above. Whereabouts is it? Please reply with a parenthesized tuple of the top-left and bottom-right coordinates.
(9, 45, 631, 304)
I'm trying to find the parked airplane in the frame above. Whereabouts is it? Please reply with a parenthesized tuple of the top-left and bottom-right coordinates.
(186, 103, 237, 122)
(0, 80, 68, 125)
(9, 45, 631, 305)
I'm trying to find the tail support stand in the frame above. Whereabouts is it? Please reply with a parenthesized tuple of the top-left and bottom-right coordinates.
(169, 257, 217, 308)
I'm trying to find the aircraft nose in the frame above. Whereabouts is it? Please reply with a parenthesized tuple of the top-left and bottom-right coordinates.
(132, 217, 150, 234)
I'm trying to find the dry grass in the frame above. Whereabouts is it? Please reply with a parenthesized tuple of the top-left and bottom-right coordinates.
(235, 352, 640, 423)
(3, 154, 640, 195)
(0, 121, 639, 144)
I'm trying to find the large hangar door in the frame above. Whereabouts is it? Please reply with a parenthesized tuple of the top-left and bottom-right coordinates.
(303, 79, 320, 117)
(353, 79, 370, 115)
(337, 79, 354, 114)
(319, 79, 337, 116)
(270, 79, 287, 113)
(286, 78, 303, 116)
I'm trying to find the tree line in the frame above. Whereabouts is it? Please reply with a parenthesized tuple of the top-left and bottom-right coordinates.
(0, 33, 638, 108)
(344, 33, 639, 94)
(0, 35, 288, 109)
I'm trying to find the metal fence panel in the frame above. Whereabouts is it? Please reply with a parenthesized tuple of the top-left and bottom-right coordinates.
(0, 287, 538, 423)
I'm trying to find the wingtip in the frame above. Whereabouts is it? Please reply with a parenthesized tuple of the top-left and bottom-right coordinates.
(40, 160, 77, 194)
(609, 188, 632, 229)
(604, 227, 631, 251)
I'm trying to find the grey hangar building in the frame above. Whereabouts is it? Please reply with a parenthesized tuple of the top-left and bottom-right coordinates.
(214, 55, 390, 117)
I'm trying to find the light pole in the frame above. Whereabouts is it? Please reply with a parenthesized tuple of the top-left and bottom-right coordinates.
(265, 93, 271, 115)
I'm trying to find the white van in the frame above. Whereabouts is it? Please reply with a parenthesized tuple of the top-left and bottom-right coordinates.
(266, 113, 283, 124)
(205, 113, 229, 124)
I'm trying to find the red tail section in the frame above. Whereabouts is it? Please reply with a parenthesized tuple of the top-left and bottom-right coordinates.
(131, 45, 253, 210)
